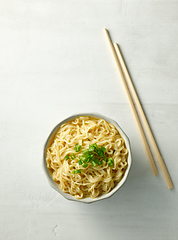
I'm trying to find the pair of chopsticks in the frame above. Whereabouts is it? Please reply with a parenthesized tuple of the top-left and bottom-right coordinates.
(104, 28, 173, 189)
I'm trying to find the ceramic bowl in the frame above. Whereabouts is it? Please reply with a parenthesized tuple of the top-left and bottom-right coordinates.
(43, 113, 132, 203)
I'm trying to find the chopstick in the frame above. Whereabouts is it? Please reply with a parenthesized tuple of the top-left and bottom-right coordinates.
(104, 28, 158, 176)
(114, 43, 173, 189)
(104, 28, 173, 189)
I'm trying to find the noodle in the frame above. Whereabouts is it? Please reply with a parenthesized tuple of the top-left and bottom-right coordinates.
(46, 116, 128, 199)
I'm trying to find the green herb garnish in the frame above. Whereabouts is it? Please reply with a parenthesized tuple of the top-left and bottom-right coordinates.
(91, 160, 97, 167)
(72, 169, 81, 174)
(70, 153, 76, 160)
(98, 161, 102, 166)
(65, 143, 114, 174)
(82, 163, 88, 168)
(101, 146, 106, 153)
(78, 159, 83, 165)
(107, 158, 114, 167)
(89, 145, 95, 152)
(65, 155, 69, 161)
(75, 144, 82, 152)
(104, 156, 108, 162)
(77, 143, 114, 168)
(76, 169, 82, 174)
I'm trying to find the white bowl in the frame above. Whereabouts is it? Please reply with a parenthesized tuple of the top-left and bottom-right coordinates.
(43, 113, 132, 203)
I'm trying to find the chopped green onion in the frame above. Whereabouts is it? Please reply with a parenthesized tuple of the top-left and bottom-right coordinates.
(101, 146, 106, 153)
(95, 158, 99, 164)
(82, 163, 88, 168)
(79, 156, 85, 161)
(65, 155, 69, 161)
(92, 143, 98, 149)
(76, 169, 82, 174)
(86, 158, 90, 163)
(98, 161, 102, 166)
(104, 156, 108, 162)
(89, 145, 95, 152)
(65, 143, 114, 170)
(108, 158, 114, 167)
(72, 169, 82, 174)
(83, 149, 89, 154)
(70, 153, 76, 160)
(108, 161, 114, 167)
(89, 154, 94, 160)
(78, 160, 83, 165)
(91, 161, 97, 167)
(82, 158, 87, 163)
(75, 144, 82, 152)
(98, 149, 104, 157)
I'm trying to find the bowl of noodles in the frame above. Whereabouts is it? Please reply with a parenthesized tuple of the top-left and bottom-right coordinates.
(43, 113, 132, 203)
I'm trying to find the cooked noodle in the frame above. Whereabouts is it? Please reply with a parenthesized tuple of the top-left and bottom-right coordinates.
(46, 116, 128, 199)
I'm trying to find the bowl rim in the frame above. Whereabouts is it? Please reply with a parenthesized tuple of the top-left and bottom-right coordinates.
(42, 112, 132, 203)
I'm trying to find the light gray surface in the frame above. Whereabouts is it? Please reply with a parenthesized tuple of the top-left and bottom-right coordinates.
(0, 0, 178, 239)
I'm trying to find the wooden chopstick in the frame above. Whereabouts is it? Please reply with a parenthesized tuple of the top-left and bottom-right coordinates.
(114, 43, 173, 189)
(104, 28, 158, 176)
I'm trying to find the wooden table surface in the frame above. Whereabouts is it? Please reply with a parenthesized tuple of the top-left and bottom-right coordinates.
(0, 0, 178, 239)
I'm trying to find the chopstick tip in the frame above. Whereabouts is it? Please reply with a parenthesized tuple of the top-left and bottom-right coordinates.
(114, 42, 119, 48)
